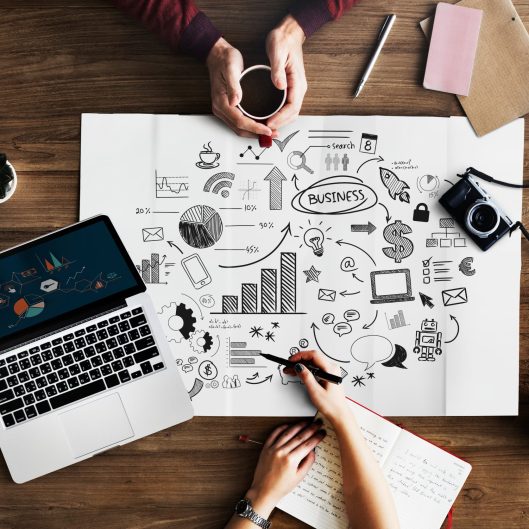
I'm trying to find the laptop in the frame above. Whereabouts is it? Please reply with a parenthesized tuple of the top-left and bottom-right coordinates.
(370, 269, 415, 304)
(0, 216, 193, 483)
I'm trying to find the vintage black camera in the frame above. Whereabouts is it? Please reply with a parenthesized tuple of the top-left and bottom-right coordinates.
(439, 170, 515, 251)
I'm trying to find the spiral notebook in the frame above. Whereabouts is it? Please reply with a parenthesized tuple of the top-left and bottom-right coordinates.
(278, 398, 472, 529)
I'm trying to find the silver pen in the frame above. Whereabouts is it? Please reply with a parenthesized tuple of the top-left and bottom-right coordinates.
(354, 14, 396, 98)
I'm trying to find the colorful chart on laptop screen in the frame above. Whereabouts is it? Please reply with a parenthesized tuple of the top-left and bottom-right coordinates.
(0, 220, 138, 342)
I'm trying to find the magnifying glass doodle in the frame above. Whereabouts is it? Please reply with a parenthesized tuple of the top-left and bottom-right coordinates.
(288, 150, 314, 174)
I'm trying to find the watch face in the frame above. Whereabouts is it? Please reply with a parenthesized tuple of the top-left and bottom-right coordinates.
(235, 499, 249, 515)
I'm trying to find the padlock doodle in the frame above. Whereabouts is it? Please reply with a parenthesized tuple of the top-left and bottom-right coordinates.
(413, 203, 430, 222)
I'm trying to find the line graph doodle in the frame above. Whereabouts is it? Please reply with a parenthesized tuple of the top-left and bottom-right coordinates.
(155, 170, 189, 198)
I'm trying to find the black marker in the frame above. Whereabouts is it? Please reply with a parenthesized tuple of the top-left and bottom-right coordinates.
(260, 353, 343, 385)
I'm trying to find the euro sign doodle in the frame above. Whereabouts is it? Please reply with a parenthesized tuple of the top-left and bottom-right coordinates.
(382, 220, 414, 263)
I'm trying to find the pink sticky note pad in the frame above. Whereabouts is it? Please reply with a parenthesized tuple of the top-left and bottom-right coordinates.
(424, 2, 482, 97)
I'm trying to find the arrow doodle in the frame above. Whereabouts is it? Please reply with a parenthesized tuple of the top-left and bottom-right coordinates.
(311, 323, 350, 363)
(335, 239, 377, 266)
(340, 290, 361, 297)
(445, 315, 460, 344)
(246, 374, 273, 385)
(246, 372, 259, 381)
(291, 173, 300, 191)
(357, 155, 384, 174)
(419, 292, 434, 309)
(351, 222, 376, 235)
(362, 310, 378, 329)
(379, 203, 391, 222)
(219, 223, 292, 269)
(264, 166, 287, 210)
(167, 241, 184, 254)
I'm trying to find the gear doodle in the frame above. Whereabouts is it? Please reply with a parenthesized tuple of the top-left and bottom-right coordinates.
(160, 302, 196, 340)
(190, 330, 214, 354)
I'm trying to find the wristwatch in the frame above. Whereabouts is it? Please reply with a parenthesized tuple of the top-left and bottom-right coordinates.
(235, 498, 271, 528)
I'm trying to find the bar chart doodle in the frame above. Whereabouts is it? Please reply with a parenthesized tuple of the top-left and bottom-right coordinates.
(227, 338, 265, 368)
(135, 253, 167, 284)
(213, 252, 303, 315)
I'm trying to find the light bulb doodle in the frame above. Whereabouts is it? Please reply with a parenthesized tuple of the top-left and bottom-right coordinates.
(304, 228, 325, 257)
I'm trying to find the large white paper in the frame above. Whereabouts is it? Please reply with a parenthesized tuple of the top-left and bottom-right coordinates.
(278, 399, 472, 529)
(80, 114, 522, 416)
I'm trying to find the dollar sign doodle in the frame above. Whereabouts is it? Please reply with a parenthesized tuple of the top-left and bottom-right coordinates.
(204, 363, 212, 376)
(382, 220, 414, 263)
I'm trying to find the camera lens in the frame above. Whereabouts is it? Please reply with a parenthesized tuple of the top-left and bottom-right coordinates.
(465, 200, 500, 238)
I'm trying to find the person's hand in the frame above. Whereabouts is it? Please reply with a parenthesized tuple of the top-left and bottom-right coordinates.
(206, 38, 273, 138)
(245, 420, 326, 513)
(265, 15, 307, 131)
(284, 350, 351, 425)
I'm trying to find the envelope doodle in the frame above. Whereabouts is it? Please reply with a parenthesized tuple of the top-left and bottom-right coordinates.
(142, 227, 164, 242)
(441, 287, 468, 307)
(318, 289, 337, 302)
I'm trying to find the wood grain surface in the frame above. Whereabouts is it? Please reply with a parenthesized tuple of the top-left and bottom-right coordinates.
(0, 1, 528, 528)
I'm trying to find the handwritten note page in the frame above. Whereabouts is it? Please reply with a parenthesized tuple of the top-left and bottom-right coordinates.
(278, 402, 401, 529)
(278, 400, 471, 529)
(382, 429, 471, 529)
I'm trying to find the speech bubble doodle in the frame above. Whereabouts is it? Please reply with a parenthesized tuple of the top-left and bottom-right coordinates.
(182, 364, 193, 373)
(199, 294, 215, 308)
(340, 257, 357, 272)
(322, 313, 335, 325)
(344, 309, 360, 322)
(350, 335, 393, 371)
(381, 344, 408, 369)
(291, 175, 378, 215)
(334, 322, 352, 337)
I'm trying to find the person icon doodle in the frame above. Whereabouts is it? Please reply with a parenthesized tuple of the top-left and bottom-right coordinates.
(324, 152, 332, 171)
(333, 153, 340, 170)
(342, 153, 349, 171)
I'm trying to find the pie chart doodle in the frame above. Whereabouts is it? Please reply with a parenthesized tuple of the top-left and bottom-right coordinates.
(14, 295, 45, 318)
(179, 205, 223, 249)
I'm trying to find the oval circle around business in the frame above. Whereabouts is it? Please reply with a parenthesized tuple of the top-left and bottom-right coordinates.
(291, 176, 378, 215)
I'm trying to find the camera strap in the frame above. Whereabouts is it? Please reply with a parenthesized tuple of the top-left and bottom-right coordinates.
(456, 167, 529, 242)
(458, 166, 529, 188)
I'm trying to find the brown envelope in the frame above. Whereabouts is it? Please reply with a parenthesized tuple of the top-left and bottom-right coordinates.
(420, 0, 529, 136)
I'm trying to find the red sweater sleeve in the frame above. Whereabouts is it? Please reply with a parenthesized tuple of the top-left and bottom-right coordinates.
(112, 0, 222, 62)
(289, 0, 358, 38)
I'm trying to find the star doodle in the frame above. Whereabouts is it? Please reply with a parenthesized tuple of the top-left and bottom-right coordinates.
(303, 265, 321, 283)
(367, 372, 375, 379)
(265, 331, 275, 342)
(250, 326, 263, 338)
(352, 375, 366, 387)
(271, 322, 280, 329)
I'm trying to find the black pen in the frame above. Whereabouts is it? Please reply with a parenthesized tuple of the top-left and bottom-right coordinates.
(260, 353, 343, 385)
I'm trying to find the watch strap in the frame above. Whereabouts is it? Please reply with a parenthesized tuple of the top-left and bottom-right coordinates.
(237, 498, 271, 529)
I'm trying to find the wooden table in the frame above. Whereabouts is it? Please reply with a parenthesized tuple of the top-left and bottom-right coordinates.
(1, 1, 528, 527)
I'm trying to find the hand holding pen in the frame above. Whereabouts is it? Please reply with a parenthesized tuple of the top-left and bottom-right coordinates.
(271, 350, 352, 426)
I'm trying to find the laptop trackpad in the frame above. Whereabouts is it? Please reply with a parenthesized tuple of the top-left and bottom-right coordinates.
(60, 393, 134, 458)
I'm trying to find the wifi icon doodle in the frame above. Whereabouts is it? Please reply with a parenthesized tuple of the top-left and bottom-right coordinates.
(203, 172, 235, 198)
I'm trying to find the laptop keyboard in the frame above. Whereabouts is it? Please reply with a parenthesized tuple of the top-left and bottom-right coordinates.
(0, 306, 165, 429)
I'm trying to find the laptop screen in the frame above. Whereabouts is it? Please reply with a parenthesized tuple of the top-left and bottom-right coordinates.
(372, 270, 410, 297)
(0, 216, 143, 350)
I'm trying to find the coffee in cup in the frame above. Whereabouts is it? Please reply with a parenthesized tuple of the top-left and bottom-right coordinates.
(238, 65, 287, 120)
